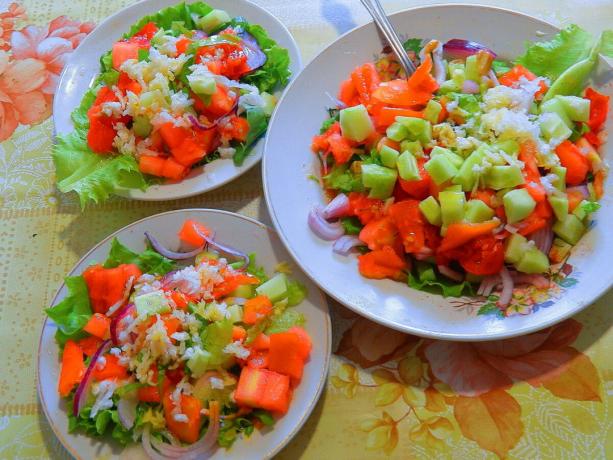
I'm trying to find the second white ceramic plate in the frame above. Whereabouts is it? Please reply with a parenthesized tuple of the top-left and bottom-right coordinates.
(263, 4, 613, 340)
(54, 0, 301, 201)
(38, 209, 330, 459)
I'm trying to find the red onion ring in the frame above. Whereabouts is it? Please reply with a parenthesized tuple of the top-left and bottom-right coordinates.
(193, 227, 250, 269)
(477, 274, 500, 296)
(322, 193, 350, 220)
(529, 224, 554, 255)
(443, 39, 497, 59)
(106, 276, 135, 317)
(308, 206, 345, 241)
(110, 303, 135, 345)
(512, 273, 550, 289)
(117, 394, 138, 429)
(236, 30, 267, 75)
(497, 266, 514, 308)
(145, 231, 205, 260)
(567, 185, 590, 199)
(142, 427, 178, 460)
(332, 235, 363, 256)
(461, 79, 480, 94)
(73, 339, 111, 417)
(437, 265, 464, 282)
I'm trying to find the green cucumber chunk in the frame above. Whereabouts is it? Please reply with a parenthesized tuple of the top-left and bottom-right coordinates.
(539, 112, 572, 144)
(386, 122, 408, 142)
(540, 98, 573, 128)
(135, 291, 171, 316)
(379, 145, 400, 168)
(552, 214, 585, 245)
(439, 190, 466, 226)
(453, 146, 486, 191)
(515, 246, 550, 274)
(492, 139, 520, 156)
(400, 140, 424, 157)
(361, 164, 397, 199)
(396, 116, 432, 146)
(484, 165, 525, 190)
(464, 54, 479, 82)
(419, 196, 442, 226)
(424, 100, 442, 124)
(397, 151, 420, 181)
(424, 154, 458, 185)
(465, 199, 495, 223)
(230, 284, 256, 299)
(503, 188, 536, 224)
(133, 115, 152, 138)
(430, 146, 464, 168)
(255, 273, 288, 303)
(197, 9, 232, 34)
(189, 75, 217, 96)
(548, 195, 569, 221)
(555, 95, 590, 122)
(504, 233, 528, 264)
(551, 166, 567, 191)
(340, 104, 375, 142)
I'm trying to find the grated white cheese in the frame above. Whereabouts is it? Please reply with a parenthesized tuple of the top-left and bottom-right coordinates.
(223, 341, 250, 360)
(112, 122, 137, 156)
(173, 414, 189, 423)
(170, 91, 193, 115)
(210, 376, 224, 390)
(218, 146, 236, 159)
(171, 331, 190, 341)
(90, 380, 116, 418)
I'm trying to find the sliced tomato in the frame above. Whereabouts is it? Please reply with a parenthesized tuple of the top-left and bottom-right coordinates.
(457, 235, 505, 275)
(397, 159, 431, 200)
(348, 192, 386, 224)
(388, 200, 426, 254)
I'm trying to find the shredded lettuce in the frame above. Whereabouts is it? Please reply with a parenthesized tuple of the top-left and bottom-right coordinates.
(408, 263, 475, 298)
(125, 2, 213, 37)
(200, 319, 234, 368)
(224, 17, 291, 93)
(286, 280, 307, 307)
(233, 107, 268, 166)
(247, 253, 268, 282)
(45, 276, 92, 345)
(103, 238, 176, 275)
(68, 400, 142, 445)
(324, 165, 364, 193)
(515, 25, 594, 81)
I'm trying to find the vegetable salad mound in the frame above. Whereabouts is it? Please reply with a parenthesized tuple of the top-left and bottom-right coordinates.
(46, 219, 311, 456)
(53, 2, 291, 206)
(309, 25, 611, 312)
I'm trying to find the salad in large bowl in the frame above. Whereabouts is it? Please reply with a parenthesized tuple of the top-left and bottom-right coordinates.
(53, 1, 291, 205)
(308, 25, 611, 315)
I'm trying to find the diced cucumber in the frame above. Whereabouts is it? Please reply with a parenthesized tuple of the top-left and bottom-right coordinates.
(230, 284, 256, 299)
(549, 237, 572, 264)
(504, 233, 528, 264)
(453, 147, 486, 191)
(492, 139, 520, 156)
(448, 61, 465, 80)
(361, 164, 397, 199)
(465, 199, 495, 223)
(197, 9, 231, 34)
(397, 151, 420, 181)
(572, 200, 590, 220)
(548, 195, 569, 221)
(439, 79, 460, 94)
(439, 190, 466, 226)
(550, 166, 567, 191)
(261, 92, 277, 116)
(552, 214, 585, 245)
(419, 196, 442, 226)
(424, 154, 458, 185)
(424, 100, 442, 124)
(379, 144, 400, 168)
(386, 122, 408, 142)
(189, 75, 217, 96)
(539, 112, 572, 144)
(187, 348, 211, 378)
(135, 291, 171, 316)
(340, 104, 375, 142)
(540, 98, 573, 128)
(503, 188, 536, 224)
(464, 54, 479, 82)
(430, 146, 464, 168)
(133, 115, 152, 138)
(139, 89, 165, 108)
(255, 273, 288, 303)
(226, 304, 243, 323)
(515, 247, 550, 274)
(444, 185, 462, 192)
(484, 165, 525, 190)
(400, 140, 424, 157)
(396, 117, 432, 146)
(555, 95, 590, 122)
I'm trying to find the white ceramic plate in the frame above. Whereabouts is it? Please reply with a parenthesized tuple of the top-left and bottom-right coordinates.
(53, 0, 301, 201)
(263, 4, 613, 340)
(38, 209, 331, 459)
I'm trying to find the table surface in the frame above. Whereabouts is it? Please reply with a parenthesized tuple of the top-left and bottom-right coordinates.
(0, 0, 611, 458)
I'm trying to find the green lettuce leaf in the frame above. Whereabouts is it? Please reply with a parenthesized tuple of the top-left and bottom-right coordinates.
(515, 24, 593, 81)
(491, 59, 512, 75)
(286, 280, 307, 307)
(265, 308, 305, 334)
(70, 86, 97, 133)
(125, 2, 213, 37)
(408, 272, 475, 298)
(320, 113, 339, 134)
(247, 253, 268, 282)
(103, 238, 176, 275)
(45, 276, 92, 345)
(68, 401, 138, 445)
(233, 107, 269, 166)
(224, 18, 291, 92)
(200, 319, 234, 367)
(601, 30, 613, 57)
(323, 165, 364, 193)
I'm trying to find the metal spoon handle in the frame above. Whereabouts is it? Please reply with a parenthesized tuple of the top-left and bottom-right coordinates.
(360, 0, 416, 76)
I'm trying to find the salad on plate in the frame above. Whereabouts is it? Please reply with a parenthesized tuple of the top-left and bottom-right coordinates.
(53, 1, 290, 205)
(309, 25, 611, 312)
(45, 219, 311, 457)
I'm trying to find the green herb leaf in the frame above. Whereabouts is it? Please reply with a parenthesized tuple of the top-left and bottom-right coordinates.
(103, 238, 176, 274)
(491, 59, 512, 75)
(45, 276, 92, 345)
(320, 113, 339, 134)
(403, 38, 423, 54)
(323, 165, 364, 193)
(247, 253, 268, 282)
(125, 2, 213, 37)
(341, 216, 363, 235)
(252, 409, 275, 426)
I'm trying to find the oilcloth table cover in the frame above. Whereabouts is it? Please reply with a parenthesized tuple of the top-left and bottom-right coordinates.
(0, 0, 611, 458)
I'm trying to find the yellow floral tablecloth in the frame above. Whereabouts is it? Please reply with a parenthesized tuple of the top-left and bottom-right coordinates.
(0, 0, 611, 458)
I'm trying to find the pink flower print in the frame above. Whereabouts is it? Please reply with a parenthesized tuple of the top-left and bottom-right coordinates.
(0, 3, 26, 51)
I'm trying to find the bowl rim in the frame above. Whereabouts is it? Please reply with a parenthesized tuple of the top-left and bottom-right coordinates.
(52, 0, 303, 202)
(263, 3, 613, 341)
(37, 208, 332, 460)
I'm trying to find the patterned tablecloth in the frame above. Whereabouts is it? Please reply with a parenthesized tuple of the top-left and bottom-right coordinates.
(0, 0, 611, 458)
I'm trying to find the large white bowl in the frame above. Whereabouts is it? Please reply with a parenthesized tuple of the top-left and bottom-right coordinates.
(54, 0, 301, 201)
(263, 4, 613, 340)
(38, 209, 331, 459)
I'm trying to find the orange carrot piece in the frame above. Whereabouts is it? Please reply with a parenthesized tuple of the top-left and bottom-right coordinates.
(58, 340, 85, 397)
(232, 325, 247, 342)
(555, 141, 590, 186)
(83, 313, 111, 340)
(177, 219, 212, 247)
(163, 391, 203, 444)
(92, 354, 129, 381)
(243, 295, 273, 325)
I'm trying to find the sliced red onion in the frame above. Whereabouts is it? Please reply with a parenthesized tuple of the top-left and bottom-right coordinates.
(142, 427, 178, 460)
(106, 276, 135, 317)
(487, 69, 500, 86)
(317, 151, 329, 176)
(504, 224, 519, 234)
(74, 339, 112, 417)
(461, 79, 480, 94)
(437, 265, 464, 282)
(193, 227, 250, 269)
(236, 30, 267, 74)
(529, 224, 553, 254)
(497, 266, 514, 308)
(511, 273, 550, 289)
(443, 39, 497, 60)
(567, 185, 589, 199)
(145, 231, 205, 260)
(110, 303, 135, 345)
(322, 193, 350, 220)
(419, 40, 446, 85)
(332, 235, 363, 255)
(325, 91, 347, 109)
(308, 206, 345, 241)
(192, 30, 207, 40)
(477, 274, 500, 296)
(117, 394, 138, 429)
